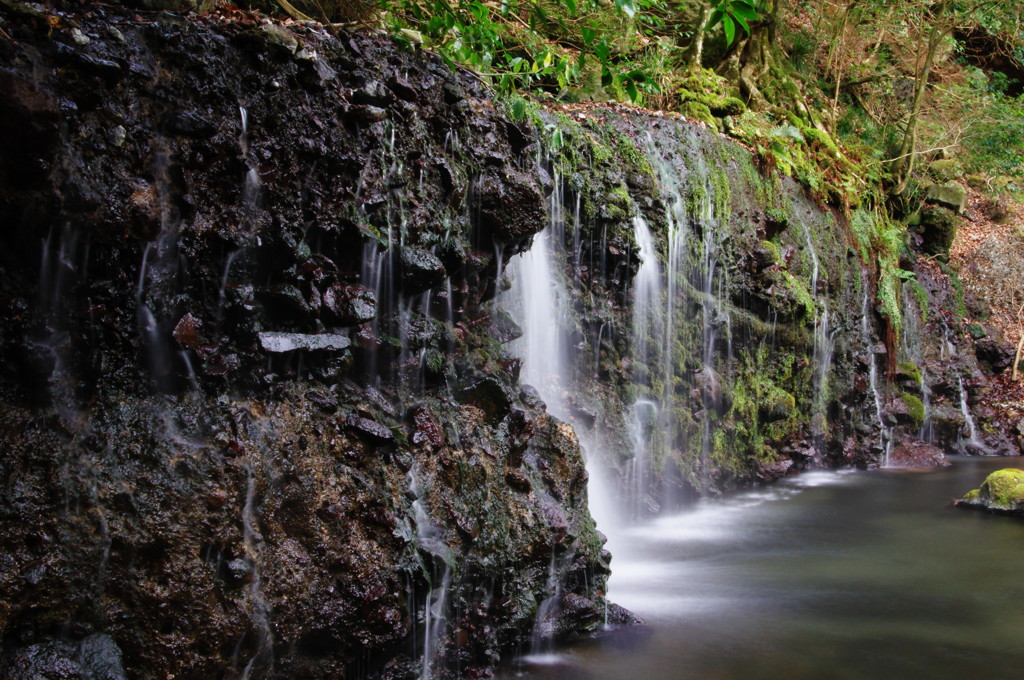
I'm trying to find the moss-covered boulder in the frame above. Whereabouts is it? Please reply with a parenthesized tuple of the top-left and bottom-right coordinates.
(956, 468, 1024, 515)
(919, 204, 960, 256)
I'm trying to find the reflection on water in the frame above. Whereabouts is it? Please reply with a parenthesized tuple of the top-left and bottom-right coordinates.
(501, 457, 1024, 680)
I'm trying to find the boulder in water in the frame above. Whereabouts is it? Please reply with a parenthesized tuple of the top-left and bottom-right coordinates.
(956, 468, 1024, 514)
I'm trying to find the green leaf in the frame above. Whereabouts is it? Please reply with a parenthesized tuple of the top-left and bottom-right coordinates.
(565, 0, 577, 15)
(581, 26, 595, 46)
(601, 66, 613, 88)
(510, 97, 527, 120)
(731, 2, 759, 21)
(625, 78, 639, 102)
(723, 14, 735, 46)
(705, 8, 724, 30)
(732, 12, 750, 36)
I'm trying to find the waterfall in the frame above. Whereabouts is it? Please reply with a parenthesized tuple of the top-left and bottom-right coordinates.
(957, 376, 986, 453)
(628, 216, 663, 515)
(801, 219, 836, 454)
(861, 285, 893, 465)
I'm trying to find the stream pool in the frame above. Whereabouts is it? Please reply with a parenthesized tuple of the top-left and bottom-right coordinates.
(501, 456, 1024, 680)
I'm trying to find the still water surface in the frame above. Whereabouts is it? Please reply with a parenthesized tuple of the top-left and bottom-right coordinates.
(502, 456, 1024, 680)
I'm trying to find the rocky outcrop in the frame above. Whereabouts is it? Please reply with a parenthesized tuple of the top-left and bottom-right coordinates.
(0, 4, 608, 679)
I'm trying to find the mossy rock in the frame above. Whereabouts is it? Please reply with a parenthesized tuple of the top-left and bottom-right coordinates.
(899, 393, 925, 428)
(896, 361, 922, 384)
(678, 101, 720, 130)
(758, 389, 796, 422)
(957, 468, 1024, 514)
(803, 128, 839, 157)
(967, 323, 986, 340)
(919, 205, 960, 256)
(928, 159, 961, 182)
(925, 181, 967, 214)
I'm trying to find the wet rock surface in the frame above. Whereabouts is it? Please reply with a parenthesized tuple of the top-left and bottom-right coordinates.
(0, 4, 607, 679)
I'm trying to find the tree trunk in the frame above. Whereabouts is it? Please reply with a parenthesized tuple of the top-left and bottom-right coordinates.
(893, 0, 949, 194)
(686, 4, 711, 69)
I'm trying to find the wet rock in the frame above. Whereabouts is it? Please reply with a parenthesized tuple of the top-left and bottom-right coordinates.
(172, 313, 204, 350)
(888, 436, 950, 468)
(161, 110, 217, 138)
(411, 406, 444, 447)
(400, 247, 446, 293)
(257, 285, 312, 321)
(0, 640, 82, 680)
(605, 602, 645, 626)
(344, 415, 393, 443)
(489, 308, 523, 344)
(474, 168, 546, 241)
(458, 377, 512, 424)
(322, 284, 377, 325)
(387, 75, 418, 102)
(258, 332, 351, 353)
(957, 468, 1024, 514)
(975, 336, 1015, 374)
(352, 80, 395, 108)
(78, 634, 127, 680)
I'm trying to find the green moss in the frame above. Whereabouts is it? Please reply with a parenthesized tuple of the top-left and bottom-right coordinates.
(897, 361, 922, 384)
(962, 488, 981, 501)
(804, 128, 839, 157)
(907, 280, 930, 321)
(900, 393, 925, 428)
(967, 323, 986, 339)
(979, 469, 1024, 508)
(679, 101, 719, 130)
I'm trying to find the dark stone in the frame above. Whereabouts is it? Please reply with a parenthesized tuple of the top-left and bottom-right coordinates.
(322, 285, 377, 325)
(605, 602, 645, 626)
(352, 80, 395, 108)
(344, 415, 393, 443)
(975, 336, 1015, 374)
(458, 377, 512, 424)
(172, 313, 204, 350)
(411, 406, 444, 447)
(0, 640, 83, 680)
(78, 634, 128, 680)
(161, 110, 217, 138)
(474, 168, 546, 242)
(918, 204, 960, 255)
(490, 308, 523, 344)
(387, 75, 418, 102)
(400, 247, 446, 293)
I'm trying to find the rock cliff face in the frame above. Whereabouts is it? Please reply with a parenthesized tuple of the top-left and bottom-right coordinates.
(0, 5, 606, 678)
(0, 3, 1017, 679)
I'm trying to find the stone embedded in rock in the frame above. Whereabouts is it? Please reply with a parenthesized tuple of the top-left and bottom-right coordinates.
(258, 332, 351, 353)
(344, 415, 393, 443)
(172, 313, 204, 350)
(78, 633, 128, 680)
(161, 110, 217, 138)
(458, 377, 513, 424)
(352, 80, 395, 108)
(400, 247, 446, 293)
(322, 284, 377, 325)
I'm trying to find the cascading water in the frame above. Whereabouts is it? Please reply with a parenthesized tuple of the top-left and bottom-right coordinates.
(861, 284, 893, 465)
(800, 219, 836, 454)
(957, 376, 986, 453)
